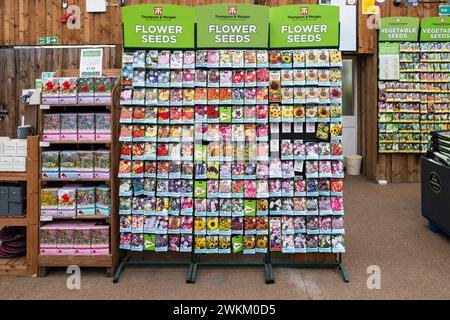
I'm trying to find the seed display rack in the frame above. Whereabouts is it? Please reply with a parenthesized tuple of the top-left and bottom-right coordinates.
(37, 69, 120, 277)
(0, 136, 39, 277)
(113, 3, 348, 284)
(377, 17, 450, 154)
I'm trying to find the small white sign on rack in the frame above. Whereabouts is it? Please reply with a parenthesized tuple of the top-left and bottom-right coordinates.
(80, 48, 103, 78)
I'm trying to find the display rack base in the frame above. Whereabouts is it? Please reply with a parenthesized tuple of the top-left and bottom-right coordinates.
(188, 253, 274, 284)
(113, 251, 193, 283)
(187, 252, 348, 284)
(269, 252, 349, 283)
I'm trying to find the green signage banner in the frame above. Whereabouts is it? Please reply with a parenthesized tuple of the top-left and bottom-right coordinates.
(379, 17, 419, 42)
(196, 4, 269, 48)
(269, 4, 340, 48)
(122, 4, 195, 48)
(420, 17, 450, 41)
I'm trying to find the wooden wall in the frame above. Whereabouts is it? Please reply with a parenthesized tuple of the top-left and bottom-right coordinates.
(358, 3, 440, 182)
(0, 0, 444, 182)
(0, 47, 121, 137)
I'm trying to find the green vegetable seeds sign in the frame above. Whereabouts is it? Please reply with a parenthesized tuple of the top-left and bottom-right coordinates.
(122, 4, 195, 48)
(420, 17, 450, 41)
(269, 4, 340, 48)
(196, 4, 269, 48)
(379, 17, 419, 41)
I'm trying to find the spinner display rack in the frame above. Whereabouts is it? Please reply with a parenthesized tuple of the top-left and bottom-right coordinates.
(113, 3, 348, 284)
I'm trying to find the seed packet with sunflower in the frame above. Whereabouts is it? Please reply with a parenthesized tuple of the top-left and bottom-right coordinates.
(282, 105, 294, 122)
(281, 69, 293, 86)
(219, 217, 232, 236)
(194, 235, 207, 253)
(306, 87, 319, 104)
(256, 199, 269, 215)
(305, 50, 319, 67)
(306, 69, 318, 85)
(318, 88, 330, 104)
(207, 217, 219, 235)
(218, 236, 231, 253)
(281, 87, 294, 104)
(317, 49, 330, 67)
(243, 235, 256, 254)
(330, 105, 342, 121)
(329, 49, 343, 67)
(293, 69, 306, 86)
(293, 50, 306, 68)
(194, 217, 207, 235)
(269, 71, 281, 103)
(255, 235, 268, 253)
(305, 105, 318, 122)
(280, 51, 292, 68)
(269, 50, 281, 67)
(330, 122, 343, 140)
(293, 105, 305, 122)
(330, 87, 342, 104)
(269, 104, 282, 122)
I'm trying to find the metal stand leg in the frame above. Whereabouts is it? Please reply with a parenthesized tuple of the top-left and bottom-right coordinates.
(337, 253, 350, 283)
(189, 253, 199, 284)
(113, 253, 130, 284)
(264, 252, 274, 284)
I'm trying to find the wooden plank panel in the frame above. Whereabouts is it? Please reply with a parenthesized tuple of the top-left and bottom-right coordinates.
(35, 0, 47, 43)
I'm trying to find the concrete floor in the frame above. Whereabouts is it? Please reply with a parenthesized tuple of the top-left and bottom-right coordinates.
(1, 175, 449, 300)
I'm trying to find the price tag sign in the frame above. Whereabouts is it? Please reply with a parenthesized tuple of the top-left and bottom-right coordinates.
(40, 215, 53, 222)
(39, 141, 50, 147)
(40, 105, 50, 110)
(80, 48, 103, 78)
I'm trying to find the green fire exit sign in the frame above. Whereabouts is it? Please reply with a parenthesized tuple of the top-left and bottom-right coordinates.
(38, 37, 58, 45)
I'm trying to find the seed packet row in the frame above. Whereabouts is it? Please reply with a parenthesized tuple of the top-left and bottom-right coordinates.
(118, 184, 344, 216)
(378, 143, 423, 152)
(272, 87, 343, 104)
(40, 223, 109, 256)
(419, 52, 450, 61)
(41, 77, 117, 105)
(118, 175, 345, 199)
(378, 113, 420, 123)
(399, 72, 450, 82)
(123, 50, 269, 70)
(378, 123, 421, 133)
(378, 133, 422, 143)
(191, 233, 345, 254)
(118, 105, 343, 125)
(42, 113, 111, 142)
(119, 232, 193, 252)
(419, 42, 450, 52)
(40, 186, 111, 217)
(118, 159, 344, 180)
(382, 92, 450, 103)
(400, 62, 450, 72)
(380, 81, 449, 92)
(121, 87, 273, 105)
(120, 140, 343, 162)
(42, 150, 110, 179)
(268, 49, 342, 68)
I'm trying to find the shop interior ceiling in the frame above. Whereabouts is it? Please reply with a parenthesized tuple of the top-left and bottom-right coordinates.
(0, 0, 443, 182)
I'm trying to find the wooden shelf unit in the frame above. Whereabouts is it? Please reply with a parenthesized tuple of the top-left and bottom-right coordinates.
(0, 136, 39, 277)
(38, 69, 120, 277)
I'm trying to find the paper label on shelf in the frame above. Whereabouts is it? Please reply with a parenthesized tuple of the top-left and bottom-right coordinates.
(40, 105, 50, 110)
(269, 4, 340, 48)
(39, 141, 50, 147)
(122, 4, 195, 48)
(379, 17, 420, 42)
(196, 4, 269, 48)
(378, 43, 400, 80)
(294, 123, 303, 133)
(80, 49, 103, 78)
(40, 215, 53, 222)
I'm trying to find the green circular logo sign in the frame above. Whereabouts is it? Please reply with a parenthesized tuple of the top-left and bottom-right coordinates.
(429, 171, 441, 193)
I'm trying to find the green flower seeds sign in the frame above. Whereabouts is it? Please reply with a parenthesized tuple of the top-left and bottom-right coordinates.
(420, 17, 450, 41)
(122, 4, 195, 48)
(269, 5, 340, 48)
(379, 17, 419, 42)
(196, 4, 269, 48)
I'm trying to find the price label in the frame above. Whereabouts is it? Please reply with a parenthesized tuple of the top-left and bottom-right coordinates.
(40, 215, 53, 222)
(294, 123, 303, 133)
(282, 123, 291, 133)
(40, 105, 50, 110)
(39, 141, 50, 147)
